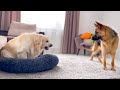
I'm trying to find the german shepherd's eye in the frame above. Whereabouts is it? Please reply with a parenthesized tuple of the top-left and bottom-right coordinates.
(46, 40, 48, 42)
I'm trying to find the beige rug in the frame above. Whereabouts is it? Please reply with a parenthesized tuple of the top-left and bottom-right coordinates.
(0, 54, 120, 79)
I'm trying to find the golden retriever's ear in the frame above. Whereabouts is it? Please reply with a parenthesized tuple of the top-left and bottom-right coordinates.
(33, 34, 43, 44)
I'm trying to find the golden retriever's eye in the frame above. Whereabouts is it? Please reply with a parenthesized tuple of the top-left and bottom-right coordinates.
(46, 40, 48, 42)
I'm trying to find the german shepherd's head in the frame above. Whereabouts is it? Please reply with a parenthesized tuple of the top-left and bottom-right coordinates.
(94, 21, 117, 40)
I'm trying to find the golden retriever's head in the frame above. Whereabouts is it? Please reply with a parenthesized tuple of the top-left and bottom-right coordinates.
(40, 34, 53, 50)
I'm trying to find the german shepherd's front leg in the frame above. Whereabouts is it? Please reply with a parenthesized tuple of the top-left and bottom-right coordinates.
(86, 41, 100, 61)
(110, 53, 116, 71)
(101, 42, 107, 70)
(102, 52, 107, 70)
(101, 55, 106, 70)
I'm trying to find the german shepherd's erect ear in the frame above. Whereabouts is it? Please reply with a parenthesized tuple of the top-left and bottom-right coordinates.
(94, 21, 104, 30)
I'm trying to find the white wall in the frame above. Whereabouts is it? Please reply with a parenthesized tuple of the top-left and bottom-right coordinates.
(79, 11, 120, 63)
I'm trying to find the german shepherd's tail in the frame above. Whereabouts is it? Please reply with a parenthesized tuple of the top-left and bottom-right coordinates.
(81, 46, 92, 52)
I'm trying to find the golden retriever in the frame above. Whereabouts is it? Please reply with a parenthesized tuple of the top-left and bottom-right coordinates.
(0, 33, 53, 59)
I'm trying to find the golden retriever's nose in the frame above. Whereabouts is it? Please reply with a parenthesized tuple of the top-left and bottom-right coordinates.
(49, 44, 53, 47)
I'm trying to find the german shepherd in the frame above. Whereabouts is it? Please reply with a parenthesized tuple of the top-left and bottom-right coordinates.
(83, 21, 119, 71)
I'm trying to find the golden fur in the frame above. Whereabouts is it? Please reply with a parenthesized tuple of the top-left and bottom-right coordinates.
(0, 33, 52, 59)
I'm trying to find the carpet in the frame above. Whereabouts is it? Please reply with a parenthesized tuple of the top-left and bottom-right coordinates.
(0, 54, 120, 79)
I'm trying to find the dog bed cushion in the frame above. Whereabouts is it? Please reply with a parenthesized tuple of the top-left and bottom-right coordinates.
(0, 54, 59, 73)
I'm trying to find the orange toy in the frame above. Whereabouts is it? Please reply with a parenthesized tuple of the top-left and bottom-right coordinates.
(80, 32, 91, 39)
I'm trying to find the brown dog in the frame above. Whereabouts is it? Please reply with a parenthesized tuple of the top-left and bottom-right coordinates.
(83, 21, 119, 71)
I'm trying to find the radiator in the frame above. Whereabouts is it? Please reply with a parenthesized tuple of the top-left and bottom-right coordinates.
(37, 28, 63, 54)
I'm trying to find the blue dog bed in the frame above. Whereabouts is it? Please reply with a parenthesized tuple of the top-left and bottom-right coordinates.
(0, 54, 59, 73)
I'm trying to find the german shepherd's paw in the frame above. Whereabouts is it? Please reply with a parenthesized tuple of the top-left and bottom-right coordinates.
(103, 67, 107, 70)
(111, 64, 116, 71)
(90, 58, 93, 61)
(111, 68, 116, 71)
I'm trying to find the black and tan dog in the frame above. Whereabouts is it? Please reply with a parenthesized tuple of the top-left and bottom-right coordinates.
(83, 21, 119, 71)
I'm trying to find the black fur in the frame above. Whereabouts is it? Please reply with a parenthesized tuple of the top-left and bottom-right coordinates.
(111, 29, 117, 38)
(92, 35, 101, 46)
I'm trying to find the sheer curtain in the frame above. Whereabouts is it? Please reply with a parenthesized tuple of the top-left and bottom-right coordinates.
(21, 11, 65, 53)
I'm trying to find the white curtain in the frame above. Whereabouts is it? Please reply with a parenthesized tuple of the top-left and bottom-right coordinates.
(39, 28, 63, 53)
(21, 11, 65, 53)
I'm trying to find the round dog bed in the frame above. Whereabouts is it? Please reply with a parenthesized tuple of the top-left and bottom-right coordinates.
(0, 54, 59, 73)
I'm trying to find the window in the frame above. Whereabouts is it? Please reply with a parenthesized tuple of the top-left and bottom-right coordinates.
(21, 11, 65, 53)
(21, 11, 65, 30)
